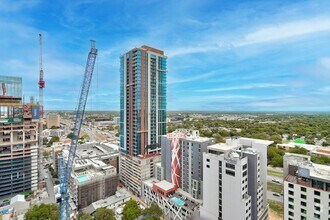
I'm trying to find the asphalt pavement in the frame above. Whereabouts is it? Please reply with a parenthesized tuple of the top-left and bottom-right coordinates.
(40, 168, 56, 204)
(267, 191, 283, 203)
(266, 175, 283, 184)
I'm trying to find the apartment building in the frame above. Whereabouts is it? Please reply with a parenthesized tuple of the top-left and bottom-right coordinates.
(46, 113, 60, 129)
(120, 153, 161, 196)
(0, 76, 40, 199)
(61, 142, 119, 209)
(201, 138, 272, 220)
(119, 45, 167, 195)
(283, 153, 330, 220)
(161, 130, 214, 199)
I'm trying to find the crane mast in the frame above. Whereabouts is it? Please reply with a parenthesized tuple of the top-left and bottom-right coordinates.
(59, 41, 97, 220)
(38, 34, 45, 150)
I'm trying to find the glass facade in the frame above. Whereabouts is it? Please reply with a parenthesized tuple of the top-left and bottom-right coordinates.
(158, 57, 167, 140)
(119, 56, 126, 153)
(0, 157, 32, 198)
(0, 76, 22, 98)
(134, 50, 142, 155)
(119, 46, 167, 156)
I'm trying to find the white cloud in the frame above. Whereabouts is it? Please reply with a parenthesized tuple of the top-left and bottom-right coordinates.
(168, 70, 219, 84)
(197, 83, 286, 92)
(236, 17, 330, 46)
(315, 86, 330, 94)
(167, 42, 233, 57)
(167, 16, 330, 57)
(244, 95, 329, 110)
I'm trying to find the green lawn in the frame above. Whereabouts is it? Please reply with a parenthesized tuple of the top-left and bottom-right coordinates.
(267, 182, 283, 193)
(269, 201, 284, 217)
(267, 169, 283, 177)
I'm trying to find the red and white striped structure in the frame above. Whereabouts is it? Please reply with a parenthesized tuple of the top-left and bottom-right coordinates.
(167, 131, 186, 189)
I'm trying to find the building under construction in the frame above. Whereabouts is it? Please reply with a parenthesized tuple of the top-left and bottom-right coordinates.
(0, 75, 40, 199)
(60, 142, 119, 210)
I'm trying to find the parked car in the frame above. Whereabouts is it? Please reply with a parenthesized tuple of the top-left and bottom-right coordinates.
(272, 179, 281, 184)
(273, 193, 281, 197)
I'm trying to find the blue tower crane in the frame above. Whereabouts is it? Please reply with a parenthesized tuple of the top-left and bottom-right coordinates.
(58, 41, 97, 220)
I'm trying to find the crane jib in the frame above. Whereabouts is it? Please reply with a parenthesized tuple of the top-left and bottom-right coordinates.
(58, 41, 97, 220)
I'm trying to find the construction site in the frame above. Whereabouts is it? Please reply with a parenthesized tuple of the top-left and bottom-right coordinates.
(0, 34, 101, 220)
(0, 75, 41, 200)
(58, 142, 119, 211)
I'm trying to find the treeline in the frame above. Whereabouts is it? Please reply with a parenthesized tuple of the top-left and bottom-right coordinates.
(168, 114, 330, 146)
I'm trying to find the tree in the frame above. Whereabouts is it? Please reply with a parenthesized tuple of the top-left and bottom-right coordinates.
(143, 203, 162, 220)
(311, 155, 330, 165)
(82, 134, 90, 140)
(47, 136, 59, 147)
(270, 155, 283, 167)
(67, 132, 73, 139)
(267, 147, 284, 167)
(78, 212, 93, 220)
(322, 141, 329, 146)
(214, 134, 224, 143)
(50, 125, 58, 129)
(288, 147, 308, 155)
(25, 204, 58, 220)
(43, 150, 50, 158)
(123, 199, 141, 220)
(93, 207, 115, 220)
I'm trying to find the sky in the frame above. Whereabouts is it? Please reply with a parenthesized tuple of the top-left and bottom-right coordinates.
(0, 0, 330, 112)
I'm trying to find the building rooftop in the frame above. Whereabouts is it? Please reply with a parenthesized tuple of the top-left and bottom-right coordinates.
(238, 137, 273, 146)
(277, 142, 319, 151)
(207, 142, 238, 153)
(312, 147, 330, 156)
(207, 137, 273, 154)
(154, 180, 175, 191)
(285, 153, 330, 182)
(83, 189, 131, 214)
(165, 129, 214, 143)
(76, 142, 118, 158)
(141, 45, 164, 55)
(61, 142, 119, 185)
(143, 178, 159, 188)
(143, 178, 202, 211)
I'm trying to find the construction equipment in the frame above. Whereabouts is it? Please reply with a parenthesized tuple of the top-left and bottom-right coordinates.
(58, 41, 97, 220)
(38, 34, 45, 150)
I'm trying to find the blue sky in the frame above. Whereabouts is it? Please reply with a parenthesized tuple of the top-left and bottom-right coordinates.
(0, 0, 330, 111)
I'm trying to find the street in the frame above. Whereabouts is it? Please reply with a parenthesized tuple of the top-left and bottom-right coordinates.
(39, 167, 56, 204)
(266, 175, 283, 184)
(267, 191, 283, 203)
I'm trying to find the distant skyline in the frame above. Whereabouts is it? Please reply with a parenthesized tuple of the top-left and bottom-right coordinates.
(0, 0, 330, 111)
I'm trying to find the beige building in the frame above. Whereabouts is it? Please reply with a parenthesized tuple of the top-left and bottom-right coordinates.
(61, 142, 120, 209)
(120, 153, 161, 196)
(46, 113, 60, 128)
